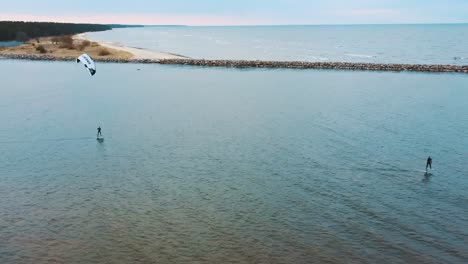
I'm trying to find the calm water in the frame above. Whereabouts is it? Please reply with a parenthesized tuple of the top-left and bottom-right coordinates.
(87, 25, 468, 65)
(0, 60, 467, 264)
(0, 41, 23, 47)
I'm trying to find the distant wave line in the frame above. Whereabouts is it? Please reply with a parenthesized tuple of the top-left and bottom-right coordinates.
(345, 53, 377, 58)
(0, 137, 95, 144)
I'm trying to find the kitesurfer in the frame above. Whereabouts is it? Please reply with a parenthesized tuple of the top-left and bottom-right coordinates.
(97, 126, 102, 137)
(426, 156, 432, 171)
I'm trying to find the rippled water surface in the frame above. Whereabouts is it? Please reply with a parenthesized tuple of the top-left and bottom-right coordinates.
(0, 41, 23, 47)
(87, 24, 468, 65)
(0, 60, 467, 264)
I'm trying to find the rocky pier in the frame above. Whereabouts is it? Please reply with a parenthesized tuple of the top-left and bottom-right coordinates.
(1, 53, 467, 74)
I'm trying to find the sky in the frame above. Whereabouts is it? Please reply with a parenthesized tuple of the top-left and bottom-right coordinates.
(0, 0, 467, 25)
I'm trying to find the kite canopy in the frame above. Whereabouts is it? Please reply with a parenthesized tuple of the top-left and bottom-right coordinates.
(76, 53, 96, 76)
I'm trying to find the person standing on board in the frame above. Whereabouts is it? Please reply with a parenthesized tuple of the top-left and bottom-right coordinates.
(97, 126, 102, 138)
(426, 156, 432, 172)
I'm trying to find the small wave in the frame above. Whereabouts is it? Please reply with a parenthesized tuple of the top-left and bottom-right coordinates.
(167, 52, 191, 59)
(453, 56, 467, 60)
(0, 137, 94, 144)
(345, 53, 376, 58)
(307, 56, 330, 61)
(108, 42, 124, 47)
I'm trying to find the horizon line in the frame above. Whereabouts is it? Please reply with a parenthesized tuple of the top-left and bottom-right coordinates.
(2, 20, 468, 27)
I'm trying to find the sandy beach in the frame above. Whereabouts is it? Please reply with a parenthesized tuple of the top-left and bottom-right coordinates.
(0, 33, 188, 61)
(75, 33, 189, 60)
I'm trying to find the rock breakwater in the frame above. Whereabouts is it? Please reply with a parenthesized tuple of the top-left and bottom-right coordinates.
(1, 53, 467, 73)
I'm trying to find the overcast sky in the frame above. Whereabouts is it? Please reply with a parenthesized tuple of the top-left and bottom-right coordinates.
(1, 0, 467, 25)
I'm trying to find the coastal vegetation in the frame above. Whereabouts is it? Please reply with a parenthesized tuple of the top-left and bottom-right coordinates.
(0, 21, 111, 41)
(57, 35, 75, 49)
(35, 44, 46, 53)
(0, 36, 132, 60)
(78, 40, 91, 51)
(98, 48, 111, 56)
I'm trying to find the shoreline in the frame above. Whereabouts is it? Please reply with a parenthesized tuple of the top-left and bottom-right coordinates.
(74, 33, 190, 60)
(1, 53, 467, 73)
(1, 33, 467, 73)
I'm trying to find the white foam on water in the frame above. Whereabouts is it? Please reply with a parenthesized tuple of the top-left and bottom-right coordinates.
(345, 53, 376, 58)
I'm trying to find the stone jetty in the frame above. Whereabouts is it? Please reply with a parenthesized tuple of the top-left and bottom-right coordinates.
(1, 53, 467, 74)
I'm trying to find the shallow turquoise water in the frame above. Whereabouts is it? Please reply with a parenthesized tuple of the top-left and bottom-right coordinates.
(0, 41, 23, 47)
(87, 24, 468, 65)
(0, 60, 467, 263)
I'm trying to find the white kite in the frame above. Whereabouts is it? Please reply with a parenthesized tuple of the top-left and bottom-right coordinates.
(76, 53, 96, 76)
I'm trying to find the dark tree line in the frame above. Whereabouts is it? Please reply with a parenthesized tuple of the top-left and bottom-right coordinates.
(0, 21, 112, 41)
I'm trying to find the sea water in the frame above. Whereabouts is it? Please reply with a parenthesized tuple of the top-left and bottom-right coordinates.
(0, 60, 467, 263)
(87, 24, 468, 65)
(0, 41, 23, 47)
